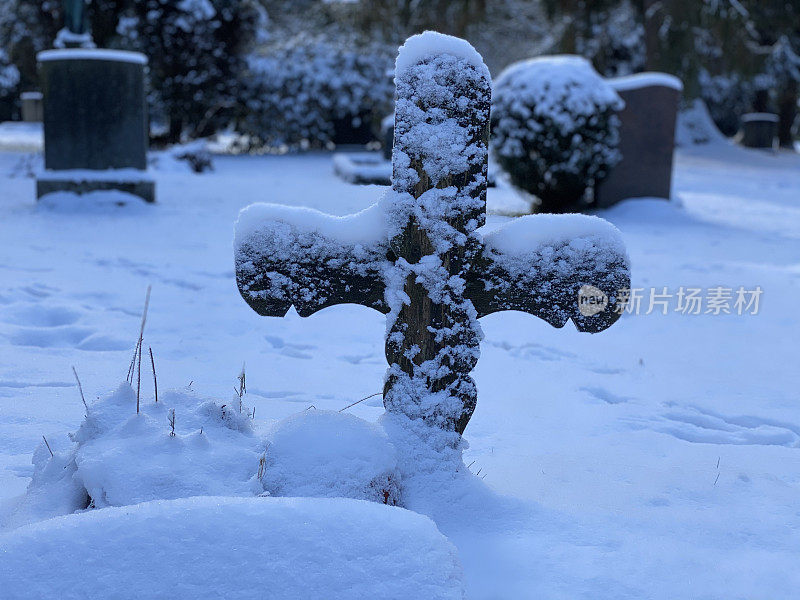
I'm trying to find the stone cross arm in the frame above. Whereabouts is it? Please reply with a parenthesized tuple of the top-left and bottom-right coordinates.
(234, 203, 629, 332)
(235, 203, 389, 317)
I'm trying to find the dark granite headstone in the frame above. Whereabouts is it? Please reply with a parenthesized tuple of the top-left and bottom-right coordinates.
(380, 114, 393, 161)
(36, 49, 154, 203)
(20, 92, 43, 122)
(594, 73, 682, 209)
(740, 113, 778, 149)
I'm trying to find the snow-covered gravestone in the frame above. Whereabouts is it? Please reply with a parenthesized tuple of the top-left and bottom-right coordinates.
(235, 32, 630, 437)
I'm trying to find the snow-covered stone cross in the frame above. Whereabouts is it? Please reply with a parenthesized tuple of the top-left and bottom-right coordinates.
(235, 32, 630, 436)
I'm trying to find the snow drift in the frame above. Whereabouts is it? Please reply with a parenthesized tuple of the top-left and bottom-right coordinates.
(0, 496, 465, 600)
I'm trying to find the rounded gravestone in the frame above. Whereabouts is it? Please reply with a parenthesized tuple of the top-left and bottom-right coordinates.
(594, 73, 682, 209)
(740, 113, 778, 150)
(37, 49, 154, 203)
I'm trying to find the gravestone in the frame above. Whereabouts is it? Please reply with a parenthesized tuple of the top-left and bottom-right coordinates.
(36, 1, 154, 203)
(381, 114, 393, 161)
(20, 92, 43, 122)
(595, 73, 682, 209)
(740, 113, 778, 149)
(235, 32, 630, 436)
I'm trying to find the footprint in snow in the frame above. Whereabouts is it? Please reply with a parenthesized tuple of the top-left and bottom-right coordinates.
(657, 406, 800, 448)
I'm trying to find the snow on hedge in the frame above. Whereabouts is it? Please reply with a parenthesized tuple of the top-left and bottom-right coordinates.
(261, 410, 400, 504)
(493, 55, 623, 132)
(0, 496, 465, 600)
(491, 55, 623, 212)
(240, 35, 394, 149)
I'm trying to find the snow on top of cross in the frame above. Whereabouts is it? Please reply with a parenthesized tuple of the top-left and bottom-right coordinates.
(608, 72, 683, 92)
(234, 202, 385, 250)
(494, 55, 623, 119)
(482, 214, 627, 258)
(395, 30, 489, 79)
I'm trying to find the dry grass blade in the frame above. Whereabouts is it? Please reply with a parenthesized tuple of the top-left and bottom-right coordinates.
(135, 286, 152, 414)
(42, 435, 54, 458)
(149, 346, 158, 403)
(72, 366, 88, 411)
(338, 392, 382, 413)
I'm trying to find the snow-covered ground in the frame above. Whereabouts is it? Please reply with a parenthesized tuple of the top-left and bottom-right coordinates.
(0, 141, 798, 598)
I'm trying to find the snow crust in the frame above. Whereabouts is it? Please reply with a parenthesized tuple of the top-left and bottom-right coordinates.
(0, 496, 465, 600)
(395, 31, 489, 81)
(37, 49, 147, 65)
(609, 72, 683, 92)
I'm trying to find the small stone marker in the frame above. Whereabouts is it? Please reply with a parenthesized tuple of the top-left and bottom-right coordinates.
(36, 4, 154, 203)
(20, 92, 43, 122)
(740, 113, 778, 150)
(595, 73, 682, 209)
(235, 32, 630, 436)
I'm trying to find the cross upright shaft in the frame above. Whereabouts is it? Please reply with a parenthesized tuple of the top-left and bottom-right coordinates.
(382, 40, 492, 434)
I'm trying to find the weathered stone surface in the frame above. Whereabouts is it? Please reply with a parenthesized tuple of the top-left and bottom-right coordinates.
(21, 92, 43, 122)
(741, 113, 778, 149)
(595, 74, 682, 208)
(39, 50, 148, 171)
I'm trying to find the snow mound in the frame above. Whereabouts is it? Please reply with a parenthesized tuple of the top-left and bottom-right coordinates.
(38, 190, 151, 212)
(261, 409, 400, 504)
(675, 98, 726, 146)
(493, 55, 623, 130)
(8, 383, 263, 526)
(0, 496, 465, 600)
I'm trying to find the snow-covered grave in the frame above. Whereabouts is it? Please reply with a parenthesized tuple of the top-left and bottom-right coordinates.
(1, 34, 799, 600)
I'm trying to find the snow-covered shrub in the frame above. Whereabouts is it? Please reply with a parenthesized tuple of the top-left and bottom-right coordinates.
(699, 70, 756, 137)
(237, 35, 394, 150)
(259, 410, 401, 505)
(117, 0, 265, 143)
(491, 55, 623, 213)
(169, 140, 214, 173)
